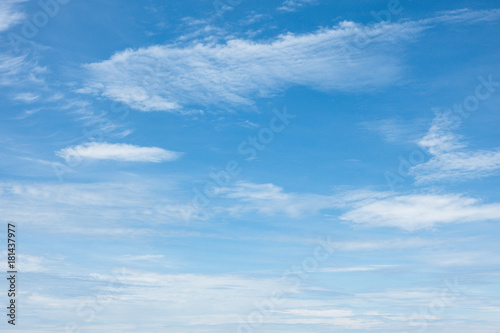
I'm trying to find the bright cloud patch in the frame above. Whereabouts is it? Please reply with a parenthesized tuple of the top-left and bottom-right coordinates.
(410, 112, 500, 183)
(0, 0, 27, 32)
(340, 193, 500, 230)
(215, 182, 500, 231)
(81, 23, 408, 112)
(80, 9, 500, 113)
(56, 142, 183, 163)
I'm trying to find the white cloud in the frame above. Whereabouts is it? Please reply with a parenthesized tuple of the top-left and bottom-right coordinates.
(0, 181, 198, 232)
(1, 251, 61, 273)
(0, 0, 27, 32)
(410, 112, 500, 183)
(117, 254, 165, 261)
(218, 181, 339, 217)
(418, 112, 466, 155)
(239, 12, 266, 26)
(360, 118, 424, 143)
(56, 142, 183, 163)
(0, 53, 46, 87)
(215, 182, 500, 230)
(431, 8, 500, 24)
(278, 308, 353, 317)
(55, 268, 382, 329)
(18, 265, 384, 330)
(332, 238, 435, 251)
(278, 0, 318, 12)
(4, 179, 499, 235)
(340, 192, 500, 230)
(21, 269, 279, 326)
(421, 251, 496, 267)
(321, 265, 395, 273)
(13, 92, 40, 103)
(80, 9, 500, 113)
(261, 317, 379, 328)
(14, 260, 488, 332)
(267, 308, 381, 329)
(80, 22, 407, 113)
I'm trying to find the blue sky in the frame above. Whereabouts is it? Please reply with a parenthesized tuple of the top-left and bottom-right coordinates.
(1, 0, 500, 332)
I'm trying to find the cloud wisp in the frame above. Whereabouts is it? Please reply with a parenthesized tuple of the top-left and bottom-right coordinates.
(79, 9, 500, 113)
(80, 23, 404, 112)
(277, 0, 318, 12)
(215, 182, 500, 230)
(0, 0, 27, 32)
(0, 53, 46, 87)
(340, 192, 500, 231)
(410, 112, 500, 183)
(56, 142, 183, 163)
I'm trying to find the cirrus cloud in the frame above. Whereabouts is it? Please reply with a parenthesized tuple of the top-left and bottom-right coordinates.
(340, 193, 500, 231)
(0, 0, 27, 32)
(79, 9, 500, 113)
(56, 142, 183, 163)
(410, 112, 500, 183)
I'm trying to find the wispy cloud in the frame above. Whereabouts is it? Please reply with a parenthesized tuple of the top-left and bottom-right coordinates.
(9, 178, 496, 233)
(277, 0, 318, 12)
(340, 192, 500, 230)
(13, 92, 40, 103)
(278, 309, 353, 317)
(360, 118, 425, 143)
(273, 309, 381, 328)
(24, 267, 382, 329)
(117, 254, 165, 261)
(214, 182, 500, 231)
(0, 53, 46, 87)
(321, 265, 395, 273)
(79, 22, 411, 113)
(421, 251, 492, 267)
(217, 181, 339, 217)
(331, 238, 436, 251)
(410, 112, 500, 183)
(56, 142, 183, 163)
(0, 0, 27, 32)
(1, 251, 61, 273)
(0, 181, 203, 236)
(79, 9, 500, 113)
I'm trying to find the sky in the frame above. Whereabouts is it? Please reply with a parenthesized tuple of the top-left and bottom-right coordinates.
(1, 0, 500, 332)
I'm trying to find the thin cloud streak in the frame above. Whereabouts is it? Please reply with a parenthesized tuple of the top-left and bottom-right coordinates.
(56, 142, 183, 163)
(277, 0, 318, 12)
